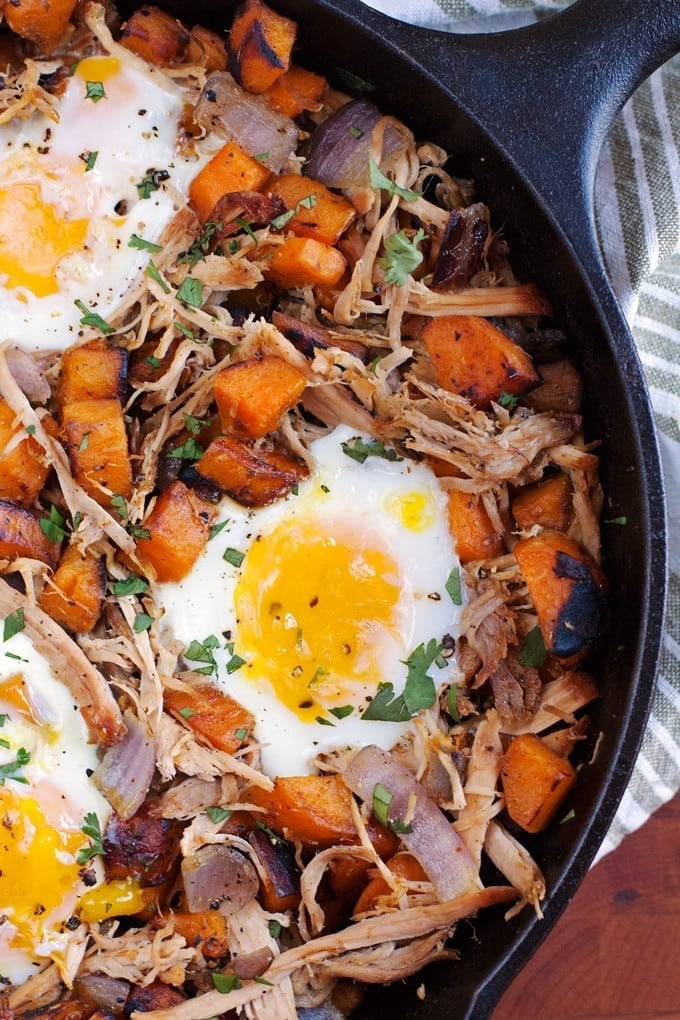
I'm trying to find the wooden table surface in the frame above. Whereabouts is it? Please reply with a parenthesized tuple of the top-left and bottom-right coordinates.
(491, 792, 680, 1020)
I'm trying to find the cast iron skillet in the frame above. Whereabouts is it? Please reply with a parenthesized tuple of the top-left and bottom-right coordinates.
(132, 0, 677, 1014)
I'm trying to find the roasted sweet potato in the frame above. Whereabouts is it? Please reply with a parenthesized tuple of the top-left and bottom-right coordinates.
(164, 682, 254, 754)
(128, 339, 178, 387)
(120, 5, 190, 66)
(61, 398, 133, 504)
(136, 481, 212, 582)
(213, 355, 307, 437)
(228, 0, 296, 94)
(447, 490, 504, 562)
(523, 358, 583, 414)
(1, 0, 77, 53)
(353, 852, 428, 915)
(162, 910, 230, 958)
(511, 474, 574, 533)
(501, 732, 577, 833)
(0, 499, 60, 568)
(58, 338, 127, 405)
(104, 801, 182, 887)
(125, 982, 186, 1014)
(196, 435, 308, 507)
(248, 774, 399, 856)
(267, 174, 356, 245)
(514, 530, 607, 661)
(328, 855, 371, 905)
(265, 236, 347, 288)
(189, 141, 271, 223)
(265, 64, 327, 117)
(186, 24, 228, 72)
(12, 1002, 93, 1020)
(38, 543, 105, 633)
(422, 314, 539, 409)
(248, 826, 300, 912)
(272, 310, 369, 362)
(0, 400, 54, 506)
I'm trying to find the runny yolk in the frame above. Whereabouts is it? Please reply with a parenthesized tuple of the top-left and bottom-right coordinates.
(0, 183, 88, 297)
(0, 790, 85, 952)
(74, 55, 121, 82)
(234, 520, 401, 721)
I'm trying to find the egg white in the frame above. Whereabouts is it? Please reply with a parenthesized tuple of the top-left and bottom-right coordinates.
(0, 54, 214, 351)
(0, 630, 111, 985)
(156, 426, 464, 777)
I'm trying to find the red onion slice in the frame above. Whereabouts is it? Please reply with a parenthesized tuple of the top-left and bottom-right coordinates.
(5, 345, 50, 404)
(304, 100, 405, 190)
(182, 845, 259, 916)
(344, 745, 481, 902)
(94, 710, 155, 820)
(194, 73, 298, 173)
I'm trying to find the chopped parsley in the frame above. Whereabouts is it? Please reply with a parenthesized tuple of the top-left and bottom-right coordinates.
(179, 707, 195, 719)
(25, 424, 36, 435)
(371, 783, 412, 833)
(341, 437, 402, 464)
(315, 715, 335, 726)
(128, 233, 163, 253)
(271, 193, 318, 231)
(379, 227, 425, 286)
(110, 494, 128, 519)
(268, 919, 282, 939)
(605, 516, 628, 525)
(348, 124, 364, 139)
(126, 522, 151, 540)
(362, 639, 444, 721)
(519, 625, 547, 668)
(3, 609, 24, 642)
(209, 520, 229, 540)
(223, 547, 244, 568)
(144, 355, 162, 370)
(112, 574, 149, 598)
(85, 81, 106, 103)
(76, 811, 104, 864)
(78, 433, 90, 453)
(369, 160, 419, 202)
(560, 808, 576, 824)
(235, 217, 259, 243)
(226, 651, 246, 674)
(446, 567, 463, 606)
(146, 261, 170, 293)
(447, 684, 460, 723)
(176, 276, 204, 308)
(234, 727, 248, 741)
(82, 150, 98, 172)
(498, 391, 519, 409)
(133, 613, 154, 633)
(206, 806, 232, 824)
(136, 169, 169, 200)
(212, 972, 242, 994)
(0, 747, 30, 786)
(39, 505, 67, 543)
(184, 413, 210, 436)
(184, 634, 220, 676)
(75, 299, 114, 335)
(329, 705, 354, 719)
(175, 322, 196, 340)
(167, 437, 204, 461)
(179, 221, 221, 270)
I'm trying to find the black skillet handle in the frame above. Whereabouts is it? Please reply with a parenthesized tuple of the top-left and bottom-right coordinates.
(350, 0, 680, 285)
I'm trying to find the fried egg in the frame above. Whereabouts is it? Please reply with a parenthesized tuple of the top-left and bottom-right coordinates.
(0, 630, 111, 985)
(0, 54, 212, 351)
(156, 426, 464, 776)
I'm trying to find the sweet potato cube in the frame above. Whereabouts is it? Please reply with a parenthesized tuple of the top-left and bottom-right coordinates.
(38, 543, 105, 633)
(265, 64, 327, 117)
(247, 826, 300, 912)
(501, 733, 577, 833)
(265, 236, 347, 288)
(164, 910, 230, 958)
(511, 474, 574, 533)
(196, 436, 308, 507)
(61, 399, 132, 504)
(164, 682, 254, 753)
(447, 490, 504, 562)
(213, 355, 307, 437)
(228, 0, 296, 94)
(186, 24, 228, 72)
(58, 338, 127, 405)
(0, 499, 60, 568)
(248, 774, 399, 856)
(2, 0, 77, 53)
(422, 314, 539, 409)
(189, 141, 271, 223)
(267, 174, 356, 245)
(354, 852, 428, 915)
(120, 5, 190, 66)
(136, 481, 211, 582)
(0, 400, 54, 506)
(514, 530, 607, 662)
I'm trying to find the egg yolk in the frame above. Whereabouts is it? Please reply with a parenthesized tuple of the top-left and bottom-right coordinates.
(386, 489, 435, 532)
(0, 183, 88, 296)
(0, 790, 85, 953)
(74, 55, 121, 83)
(234, 520, 401, 721)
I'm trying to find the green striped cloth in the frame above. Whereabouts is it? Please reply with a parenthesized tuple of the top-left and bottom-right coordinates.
(363, 0, 680, 857)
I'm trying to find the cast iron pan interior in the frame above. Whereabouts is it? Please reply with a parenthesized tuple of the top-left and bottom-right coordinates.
(125, 0, 678, 1015)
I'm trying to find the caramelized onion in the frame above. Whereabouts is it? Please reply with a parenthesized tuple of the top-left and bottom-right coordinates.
(194, 73, 298, 173)
(94, 710, 155, 820)
(73, 974, 130, 1010)
(304, 99, 405, 189)
(182, 845, 259, 916)
(431, 203, 489, 289)
(5, 345, 50, 403)
(344, 745, 481, 902)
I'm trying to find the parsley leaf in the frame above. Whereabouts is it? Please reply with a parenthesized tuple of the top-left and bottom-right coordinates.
(85, 81, 106, 103)
(401, 639, 442, 714)
(212, 972, 242, 994)
(133, 613, 154, 633)
(176, 276, 203, 308)
(82, 150, 98, 172)
(234, 727, 248, 741)
(178, 221, 221, 270)
(329, 705, 354, 719)
(226, 652, 246, 674)
(40, 505, 67, 543)
(146, 261, 170, 293)
(76, 811, 104, 864)
(0, 747, 30, 786)
(78, 433, 90, 452)
(270, 193, 318, 231)
(127, 522, 151, 539)
(341, 437, 402, 464)
(519, 625, 547, 668)
(185, 634, 220, 676)
(75, 299, 114, 335)
(183, 413, 209, 436)
(167, 437, 204, 461)
(446, 567, 462, 606)
(369, 160, 419, 202)
(605, 515, 628, 525)
(498, 391, 519, 409)
(209, 520, 229, 540)
(268, 919, 282, 939)
(110, 494, 128, 519)
(206, 806, 232, 824)
(379, 227, 425, 286)
(371, 783, 413, 833)
(447, 684, 460, 723)
(361, 682, 411, 722)
(136, 169, 169, 200)
(3, 608, 24, 642)
(174, 321, 196, 340)
(128, 233, 163, 253)
(112, 574, 149, 597)
(223, 547, 244, 568)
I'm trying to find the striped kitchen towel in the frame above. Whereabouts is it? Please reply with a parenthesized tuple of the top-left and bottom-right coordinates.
(362, 0, 680, 858)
